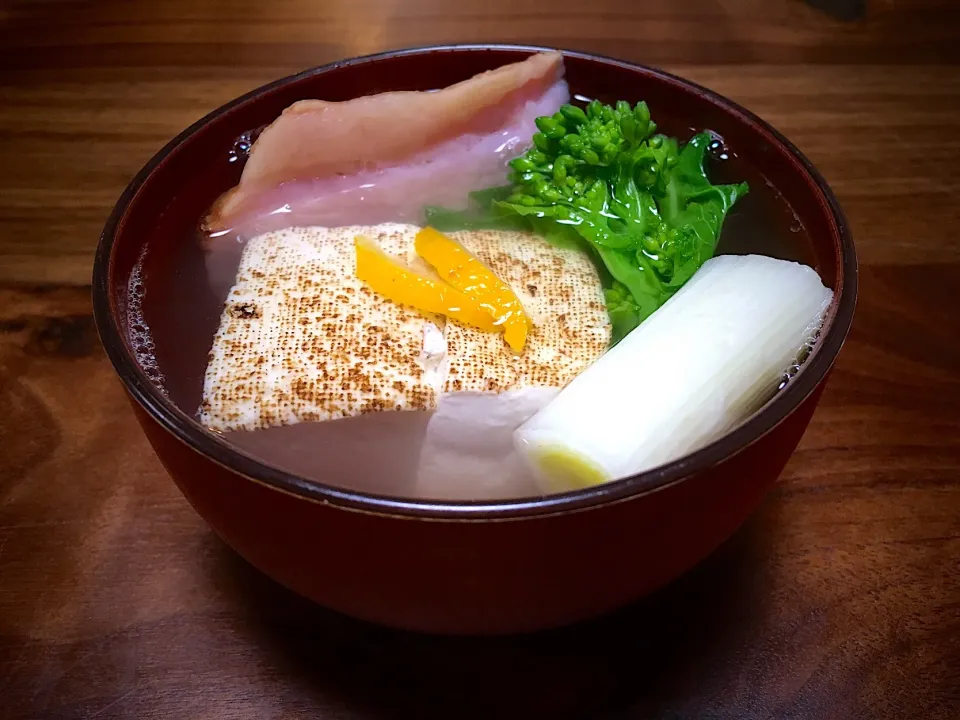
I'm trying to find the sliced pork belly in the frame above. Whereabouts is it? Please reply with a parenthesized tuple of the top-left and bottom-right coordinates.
(200, 223, 610, 500)
(204, 52, 568, 237)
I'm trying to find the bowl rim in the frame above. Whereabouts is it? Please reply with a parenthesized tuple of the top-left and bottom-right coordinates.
(92, 43, 858, 520)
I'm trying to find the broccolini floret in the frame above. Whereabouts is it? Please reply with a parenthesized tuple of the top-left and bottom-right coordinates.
(425, 99, 749, 342)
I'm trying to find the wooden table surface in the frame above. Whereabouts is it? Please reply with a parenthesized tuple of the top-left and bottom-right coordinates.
(2, 1, 959, 718)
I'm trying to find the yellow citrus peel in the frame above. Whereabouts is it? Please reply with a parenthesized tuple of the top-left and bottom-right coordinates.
(354, 235, 499, 333)
(414, 227, 529, 352)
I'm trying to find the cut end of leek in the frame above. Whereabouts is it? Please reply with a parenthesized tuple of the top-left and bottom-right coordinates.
(526, 444, 610, 493)
(514, 253, 834, 494)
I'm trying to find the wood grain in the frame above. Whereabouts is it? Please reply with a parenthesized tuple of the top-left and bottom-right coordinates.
(1, 1, 959, 718)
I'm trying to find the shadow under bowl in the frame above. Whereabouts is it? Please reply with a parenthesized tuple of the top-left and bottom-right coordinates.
(92, 44, 856, 635)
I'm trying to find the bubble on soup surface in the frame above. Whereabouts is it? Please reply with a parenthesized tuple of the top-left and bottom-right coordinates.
(127, 248, 167, 393)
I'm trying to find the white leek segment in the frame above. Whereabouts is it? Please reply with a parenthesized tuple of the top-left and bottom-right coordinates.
(514, 254, 834, 493)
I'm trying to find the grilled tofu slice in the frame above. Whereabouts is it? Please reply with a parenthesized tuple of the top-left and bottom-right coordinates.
(199, 223, 610, 499)
(199, 224, 443, 432)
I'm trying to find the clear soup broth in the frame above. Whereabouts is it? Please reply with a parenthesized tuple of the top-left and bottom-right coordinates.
(129, 86, 820, 500)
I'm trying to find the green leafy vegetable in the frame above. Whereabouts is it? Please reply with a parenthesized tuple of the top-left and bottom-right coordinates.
(425, 99, 748, 343)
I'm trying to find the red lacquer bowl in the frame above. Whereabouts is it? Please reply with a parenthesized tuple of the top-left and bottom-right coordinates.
(92, 45, 857, 635)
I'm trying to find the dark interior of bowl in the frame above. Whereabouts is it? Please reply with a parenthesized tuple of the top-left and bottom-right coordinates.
(95, 45, 855, 514)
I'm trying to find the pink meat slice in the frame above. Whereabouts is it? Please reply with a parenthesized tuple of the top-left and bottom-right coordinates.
(204, 51, 568, 236)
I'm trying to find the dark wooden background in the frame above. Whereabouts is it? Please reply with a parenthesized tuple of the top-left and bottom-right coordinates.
(1, 1, 959, 718)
